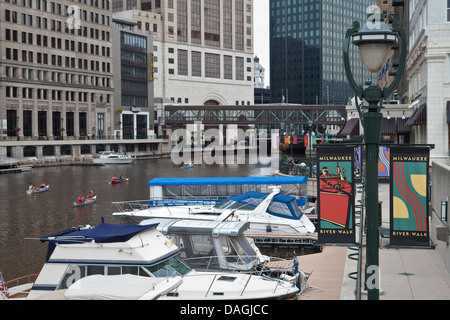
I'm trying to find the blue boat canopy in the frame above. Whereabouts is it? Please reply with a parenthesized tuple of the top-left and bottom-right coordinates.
(228, 191, 303, 220)
(40, 222, 159, 244)
(148, 176, 308, 186)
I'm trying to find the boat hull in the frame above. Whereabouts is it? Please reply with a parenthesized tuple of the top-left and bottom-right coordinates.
(93, 159, 132, 164)
(73, 196, 97, 207)
(26, 185, 49, 194)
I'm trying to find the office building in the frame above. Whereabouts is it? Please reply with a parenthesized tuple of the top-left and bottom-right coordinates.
(1, 0, 114, 146)
(269, 0, 375, 105)
(112, 15, 155, 140)
(407, 0, 450, 160)
(112, 0, 255, 106)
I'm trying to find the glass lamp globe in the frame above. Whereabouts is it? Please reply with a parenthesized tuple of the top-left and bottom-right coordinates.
(352, 21, 397, 73)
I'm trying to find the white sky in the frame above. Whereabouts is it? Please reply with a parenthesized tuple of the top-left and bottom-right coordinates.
(253, 0, 270, 87)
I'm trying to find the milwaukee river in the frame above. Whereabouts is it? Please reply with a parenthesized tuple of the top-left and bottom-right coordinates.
(0, 156, 281, 281)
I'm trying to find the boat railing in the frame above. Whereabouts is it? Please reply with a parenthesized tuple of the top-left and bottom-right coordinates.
(2, 274, 37, 299)
(181, 255, 295, 277)
(112, 200, 150, 212)
(113, 197, 220, 212)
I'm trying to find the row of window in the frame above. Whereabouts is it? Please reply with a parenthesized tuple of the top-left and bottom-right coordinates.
(6, 109, 88, 137)
(168, 50, 251, 81)
(5, 0, 110, 22)
(5, 66, 111, 89)
(5, 85, 111, 103)
(6, 0, 110, 10)
(4, 9, 111, 42)
(4, 28, 111, 58)
(5, 47, 112, 76)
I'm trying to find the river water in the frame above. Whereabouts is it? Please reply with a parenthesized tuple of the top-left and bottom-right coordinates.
(0, 157, 278, 281)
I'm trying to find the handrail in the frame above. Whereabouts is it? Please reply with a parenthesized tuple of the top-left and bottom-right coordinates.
(5, 274, 37, 286)
(240, 274, 252, 296)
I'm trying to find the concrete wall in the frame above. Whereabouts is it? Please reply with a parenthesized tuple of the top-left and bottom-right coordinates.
(430, 160, 450, 272)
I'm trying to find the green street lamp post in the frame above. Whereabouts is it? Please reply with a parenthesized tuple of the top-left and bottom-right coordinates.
(343, 16, 406, 300)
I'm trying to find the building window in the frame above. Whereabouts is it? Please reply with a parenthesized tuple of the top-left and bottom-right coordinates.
(235, 56, 244, 80)
(205, 53, 220, 78)
(224, 55, 233, 80)
(178, 49, 188, 76)
(23, 110, 32, 137)
(192, 51, 201, 77)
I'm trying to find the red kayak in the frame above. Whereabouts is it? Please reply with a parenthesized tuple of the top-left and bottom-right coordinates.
(111, 180, 123, 185)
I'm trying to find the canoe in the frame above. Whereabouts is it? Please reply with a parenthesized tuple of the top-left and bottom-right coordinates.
(73, 195, 97, 207)
(110, 180, 123, 185)
(26, 185, 49, 194)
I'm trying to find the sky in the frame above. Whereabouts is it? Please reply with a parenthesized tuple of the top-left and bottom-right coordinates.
(253, 0, 270, 87)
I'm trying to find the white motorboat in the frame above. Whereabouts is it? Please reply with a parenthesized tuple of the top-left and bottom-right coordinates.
(5, 221, 299, 300)
(93, 151, 133, 164)
(113, 188, 316, 234)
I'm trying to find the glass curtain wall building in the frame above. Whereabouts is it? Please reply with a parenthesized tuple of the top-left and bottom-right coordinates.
(270, 0, 376, 105)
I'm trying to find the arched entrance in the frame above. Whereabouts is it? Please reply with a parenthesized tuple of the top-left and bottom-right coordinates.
(204, 100, 219, 106)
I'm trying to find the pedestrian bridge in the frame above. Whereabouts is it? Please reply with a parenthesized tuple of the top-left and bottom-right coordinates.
(164, 104, 347, 128)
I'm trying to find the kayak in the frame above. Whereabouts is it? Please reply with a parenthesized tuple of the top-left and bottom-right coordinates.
(26, 185, 49, 194)
(110, 180, 123, 185)
(73, 195, 97, 207)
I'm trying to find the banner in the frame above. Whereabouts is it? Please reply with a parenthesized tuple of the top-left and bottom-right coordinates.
(378, 146, 390, 182)
(390, 146, 430, 246)
(317, 146, 355, 244)
(354, 146, 362, 183)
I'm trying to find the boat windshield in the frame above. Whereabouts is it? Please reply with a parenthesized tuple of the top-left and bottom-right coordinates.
(212, 199, 255, 211)
(213, 199, 234, 209)
(144, 256, 192, 278)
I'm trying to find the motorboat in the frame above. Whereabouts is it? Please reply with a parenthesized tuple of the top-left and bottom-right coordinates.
(141, 218, 308, 291)
(5, 221, 299, 300)
(73, 195, 97, 207)
(93, 151, 133, 164)
(113, 188, 316, 234)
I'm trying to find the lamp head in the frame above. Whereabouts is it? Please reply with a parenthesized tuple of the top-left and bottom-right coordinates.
(352, 17, 397, 73)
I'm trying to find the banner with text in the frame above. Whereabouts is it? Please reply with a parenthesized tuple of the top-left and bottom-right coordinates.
(390, 146, 430, 246)
(317, 146, 355, 244)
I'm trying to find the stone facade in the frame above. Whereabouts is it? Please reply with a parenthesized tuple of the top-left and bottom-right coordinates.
(407, 0, 450, 161)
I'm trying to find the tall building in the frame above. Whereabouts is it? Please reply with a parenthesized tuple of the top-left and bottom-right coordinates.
(112, 0, 255, 106)
(112, 16, 154, 140)
(269, 0, 375, 105)
(407, 0, 450, 160)
(0, 0, 114, 144)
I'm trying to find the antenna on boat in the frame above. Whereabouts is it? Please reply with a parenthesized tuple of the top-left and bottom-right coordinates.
(252, 188, 280, 215)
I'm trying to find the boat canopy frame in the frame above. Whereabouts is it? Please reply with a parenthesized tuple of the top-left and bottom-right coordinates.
(147, 176, 309, 207)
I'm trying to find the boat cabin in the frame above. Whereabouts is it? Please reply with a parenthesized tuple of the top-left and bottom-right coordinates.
(141, 218, 267, 272)
(147, 176, 309, 207)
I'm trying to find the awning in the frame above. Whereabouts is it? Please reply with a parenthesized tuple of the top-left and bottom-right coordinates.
(339, 118, 359, 136)
(406, 103, 426, 126)
(396, 117, 411, 134)
(381, 117, 396, 135)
